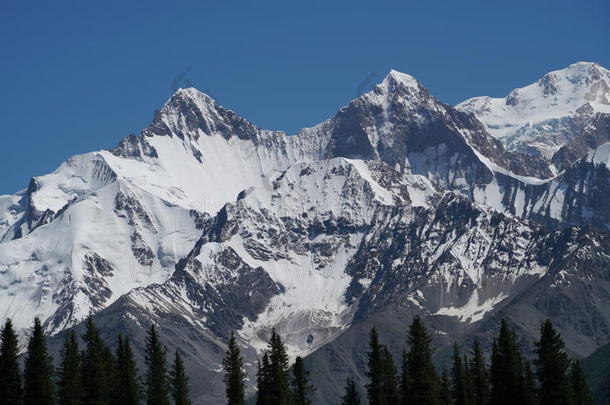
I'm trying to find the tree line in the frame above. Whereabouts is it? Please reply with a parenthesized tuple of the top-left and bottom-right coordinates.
(222, 329, 316, 405)
(222, 318, 598, 405)
(364, 317, 595, 405)
(0, 317, 191, 405)
(0, 316, 601, 404)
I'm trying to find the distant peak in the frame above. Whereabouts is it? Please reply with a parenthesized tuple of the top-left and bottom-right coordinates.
(539, 61, 609, 86)
(161, 87, 221, 118)
(171, 87, 217, 104)
(382, 69, 420, 88)
(567, 61, 604, 70)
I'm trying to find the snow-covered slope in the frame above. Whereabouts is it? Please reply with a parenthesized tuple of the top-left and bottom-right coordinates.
(457, 62, 610, 162)
(586, 142, 610, 167)
(4, 63, 610, 404)
(0, 79, 427, 338)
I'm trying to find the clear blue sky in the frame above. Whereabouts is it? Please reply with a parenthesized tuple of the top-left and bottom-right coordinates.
(1, 0, 608, 195)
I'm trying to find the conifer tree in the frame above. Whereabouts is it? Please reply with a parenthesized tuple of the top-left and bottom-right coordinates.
(341, 376, 361, 405)
(58, 331, 81, 405)
(102, 345, 117, 395)
(400, 350, 409, 405)
(490, 320, 524, 405)
(440, 369, 453, 405)
(81, 316, 112, 405)
(468, 339, 489, 405)
(291, 356, 315, 405)
(0, 318, 22, 405)
(570, 361, 594, 405)
(144, 325, 170, 405)
(381, 346, 399, 403)
(223, 331, 245, 405)
(169, 351, 191, 405)
(535, 319, 572, 405)
(23, 318, 55, 405)
(266, 329, 291, 405)
(366, 327, 384, 405)
(403, 316, 440, 405)
(462, 357, 475, 405)
(113, 335, 140, 405)
(256, 354, 271, 405)
(450, 344, 468, 405)
(521, 359, 537, 405)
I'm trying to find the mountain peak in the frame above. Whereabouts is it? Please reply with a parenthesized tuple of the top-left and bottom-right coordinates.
(381, 69, 420, 89)
(146, 85, 258, 143)
(456, 62, 610, 159)
(537, 61, 610, 92)
(168, 87, 218, 108)
(565, 61, 607, 74)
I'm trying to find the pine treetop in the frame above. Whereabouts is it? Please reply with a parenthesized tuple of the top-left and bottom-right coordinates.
(0, 318, 22, 405)
(291, 356, 315, 405)
(341, 376, 362, 405)
(57, 330, 81, 405)
(535, 319, 573, 405)
(145, 325, 170, 405)
(170, 350, 191, 405)
(24, 318, 55, 405)
(404, 316, 439, 405)
(114, 334, 140, 405)
(223, 331, 245, 405)
(81, 316, 113, 405)
(570, 360, 594, 405)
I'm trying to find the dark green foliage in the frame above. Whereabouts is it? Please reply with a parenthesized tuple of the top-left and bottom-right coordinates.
(468, 339, 489, 405)
(451, 344, 468, 405)
(521, 359, 537, 405)
(255, 330, 291, 405)
(3, 314, 598, 405)
(264, 329, 291, 405)
(58, 331, 81, 405)
(579, 341, 610, 404)
(366, 327, 384, 405)
(440, 369, 453, 405)
(23, 318, 55, 405)
(81, 316, 113, 405)
(462, 357, 475, 405)
(400, 350, 409, 405)
(0, 318, 23, 405)
(381, 346, 399, 403)
(570, 361, 594, 405)
(144, 325, 170, 405)
(341, 377, 361, 405)
(223, 331, 245, 405)
(403, 316, 440, 405)
(114, 335, 140, 405)
(256, 354, 271, 405)
(291, 356, 315, 405)
(169, 351, 190, 405)
(490, 320, 525, 405)
(535, 319, 572, 405)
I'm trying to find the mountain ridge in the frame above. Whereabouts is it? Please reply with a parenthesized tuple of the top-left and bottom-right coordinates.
(2, 62, 610, 404)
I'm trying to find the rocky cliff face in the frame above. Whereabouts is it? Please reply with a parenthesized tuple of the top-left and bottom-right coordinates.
(3, 63, 610, 404)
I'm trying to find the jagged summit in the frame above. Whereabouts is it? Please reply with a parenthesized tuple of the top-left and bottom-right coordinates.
(558, 61, 609, 82)
(382, 69, 420, 89)
(457, 62, 610, 161)
(361, 68, 430, 107)
(3, 62, 610, 404)
(160, 86, 226, 121)
(533, 61, 610, 100)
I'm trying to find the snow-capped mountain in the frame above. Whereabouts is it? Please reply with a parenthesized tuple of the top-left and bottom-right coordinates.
(457, 62, 610, 171)
(3, 63, 610, 404)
